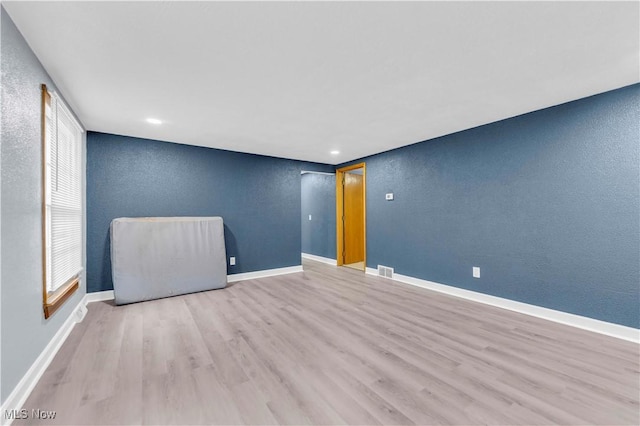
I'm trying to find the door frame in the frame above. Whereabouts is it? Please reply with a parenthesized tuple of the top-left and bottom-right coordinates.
(336, 162, 366, 269)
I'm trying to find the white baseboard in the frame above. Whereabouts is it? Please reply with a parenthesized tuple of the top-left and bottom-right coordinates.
(365, 267, 378, 276)
(0, 263, 304, 422)
(81, 265, 305, 303)
(365, 267, 639, 343)
(0, 297, 87, 425)
(5, 263, 633, 424)
(79, 267, 305, 299)
(84, 290, 114, 303)
(228, 265, 303, 283)
(301, 253, 337, 266)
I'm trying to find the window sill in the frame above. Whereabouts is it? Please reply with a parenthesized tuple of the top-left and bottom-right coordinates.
(44, 277, 79, 319)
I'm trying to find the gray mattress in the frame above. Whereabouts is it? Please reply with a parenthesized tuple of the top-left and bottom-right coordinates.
(110, 216, 227, 305)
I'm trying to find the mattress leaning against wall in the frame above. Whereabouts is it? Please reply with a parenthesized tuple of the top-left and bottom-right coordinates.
(110, 216, 228, 305)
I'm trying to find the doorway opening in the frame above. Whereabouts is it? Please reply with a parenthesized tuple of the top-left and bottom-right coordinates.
(336, 163, 366, 271)
(300, 170, 337, 265)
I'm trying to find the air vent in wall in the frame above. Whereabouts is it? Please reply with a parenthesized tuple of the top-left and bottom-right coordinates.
(377, 265, 394, 279)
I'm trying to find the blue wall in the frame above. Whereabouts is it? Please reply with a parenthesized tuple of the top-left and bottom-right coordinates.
(1, 7, 88, 403)
(86, 132, 332, 293)
(340, 84, 639, 328)
(301, 173, 336, 259)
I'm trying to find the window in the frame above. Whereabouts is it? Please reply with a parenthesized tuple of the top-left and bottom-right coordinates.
(41, 84, 83, 318)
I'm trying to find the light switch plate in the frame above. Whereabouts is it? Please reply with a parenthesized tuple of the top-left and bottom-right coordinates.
(385, 193, 394, 200)
(309, 214, 312, 220)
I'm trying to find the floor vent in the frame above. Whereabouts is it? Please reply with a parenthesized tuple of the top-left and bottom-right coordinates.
(377, 265, 394, 279)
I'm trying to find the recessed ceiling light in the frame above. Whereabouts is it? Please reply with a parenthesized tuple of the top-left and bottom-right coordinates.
(330, 150, 340, 155)
(146, 118, 162, 125)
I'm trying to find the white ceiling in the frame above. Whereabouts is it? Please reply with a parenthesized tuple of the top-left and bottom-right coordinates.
(4, 1, 639, 165)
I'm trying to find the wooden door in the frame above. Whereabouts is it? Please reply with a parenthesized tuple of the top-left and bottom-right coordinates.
(343, 172, 364, 264)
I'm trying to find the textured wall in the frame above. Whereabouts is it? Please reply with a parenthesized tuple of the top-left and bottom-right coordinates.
(1, 8, 87, 403)
(301, 173, 336, 259)
(86, 132, 333, 293)
(340, 84, 639, 328)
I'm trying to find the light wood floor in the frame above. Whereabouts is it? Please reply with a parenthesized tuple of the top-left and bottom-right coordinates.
(344, 261, 365, 271)
(18, 259, 639, 425)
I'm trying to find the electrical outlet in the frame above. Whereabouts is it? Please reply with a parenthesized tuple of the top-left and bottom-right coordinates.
(473, 266, 480, 278)
(385, 193, 394, 200)
(230, 257, 236, 266)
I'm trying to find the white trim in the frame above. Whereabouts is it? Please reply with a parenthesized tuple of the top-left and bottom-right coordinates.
(2, 289, 114, 423)
(365, 267, 379, 276)
(0, 263, 296, 423)
(0, 297, 86, 425)
(300, 170, 335, 176)
(302, 253, 337, 266)
(81, 265, 306, 303)
(80, 266, 306, 303)
(365, 267, 639, 343)
(228, 265, 303, 283)
(5, 263, 633, 425)
(84, 290, 114, 303)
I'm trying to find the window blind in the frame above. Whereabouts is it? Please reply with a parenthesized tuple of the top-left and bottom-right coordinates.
(45, 91, 83, 293)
